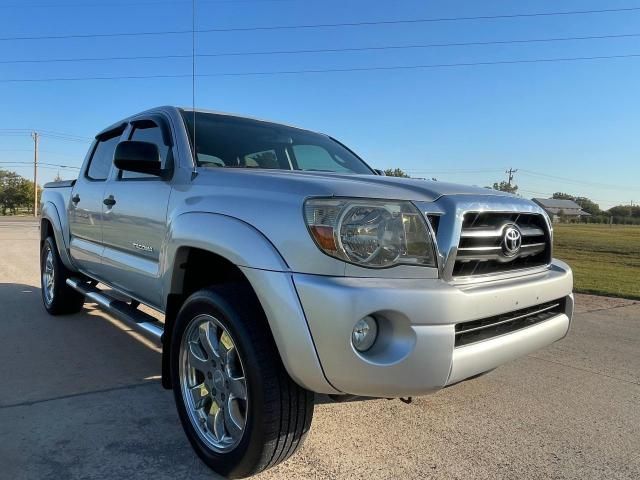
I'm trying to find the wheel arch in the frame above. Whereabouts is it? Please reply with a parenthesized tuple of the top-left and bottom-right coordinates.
(40, 201, 76, 271)
(160, 212, 338, 394)
(160, 212, 288, 389)
(161, 246, 260, 389)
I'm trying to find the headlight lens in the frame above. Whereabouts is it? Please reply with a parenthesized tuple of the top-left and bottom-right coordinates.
(304, 198, 436, 268)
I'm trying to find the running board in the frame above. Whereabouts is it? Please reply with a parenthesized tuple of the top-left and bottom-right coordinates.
(66, 278, 164, 346)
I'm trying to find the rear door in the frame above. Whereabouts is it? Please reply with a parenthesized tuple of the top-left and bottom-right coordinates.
(100, 115, 174, 309)
(68, 127, 124, 278)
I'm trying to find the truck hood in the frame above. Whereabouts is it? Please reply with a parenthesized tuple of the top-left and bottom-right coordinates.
(195, 168, 513, 203)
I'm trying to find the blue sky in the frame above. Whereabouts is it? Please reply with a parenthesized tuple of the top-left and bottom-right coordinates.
(1, 0, 639, 209)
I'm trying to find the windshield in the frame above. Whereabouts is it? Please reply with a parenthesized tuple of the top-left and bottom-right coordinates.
(181, 111, 374, 174)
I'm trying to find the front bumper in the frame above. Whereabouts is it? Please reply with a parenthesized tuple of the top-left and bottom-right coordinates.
(293, 260, 574, 397)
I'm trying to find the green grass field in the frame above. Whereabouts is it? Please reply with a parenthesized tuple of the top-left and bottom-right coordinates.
(553, 224, 640, 300)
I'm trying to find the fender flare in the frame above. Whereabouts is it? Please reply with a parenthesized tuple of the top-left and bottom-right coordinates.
(162, 211, 289, 298)
(159, 212, 339, 394)
(41, 201, 76, 271)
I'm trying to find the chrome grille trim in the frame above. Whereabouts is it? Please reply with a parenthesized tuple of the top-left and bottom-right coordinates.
(414, 195, 554, 282)
(460, 226, 545, 238)
(456, 242, 546, 262)
(458, 242, 545, 252)
(454, 299, 565, 347)
(456, 302, 560, 335)
(453, 211, 551, 276)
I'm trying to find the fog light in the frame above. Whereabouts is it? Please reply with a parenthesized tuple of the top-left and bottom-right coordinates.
(352, 316, 378, 352)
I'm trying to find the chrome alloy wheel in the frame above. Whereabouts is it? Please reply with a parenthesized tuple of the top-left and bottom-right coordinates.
(42, 247, 55, 305)
(179, 314, 248, 453)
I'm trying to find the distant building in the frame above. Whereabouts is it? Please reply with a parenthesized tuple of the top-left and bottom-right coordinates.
(532, 198, 591, 222)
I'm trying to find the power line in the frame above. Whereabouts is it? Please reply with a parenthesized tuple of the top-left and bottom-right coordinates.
(3, 32, 640, 65)
(0, 134, 90, 143)
(518, 189, 627, 205)
(0, 128, 91, 139)
(405, 168, 504, 174)
(2, 6, 640, 41)
(0, 148, 85, 158)
(3, 53, 640, 84)
(397, 169, 637, 200)
(0, 164, 79, 171)
(398, 168, 635, 202)
(38, 129, 92, 140)
(0, 149, 80, 156)
(0, 129, 91, 142)
(39, 134, 92, 143)
(0, 0, 293, 8)
(519, 169, 636, 190)
(0, 161, 80, 169)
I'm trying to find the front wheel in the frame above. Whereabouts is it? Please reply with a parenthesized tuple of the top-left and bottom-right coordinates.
(171, 286, 314, 479)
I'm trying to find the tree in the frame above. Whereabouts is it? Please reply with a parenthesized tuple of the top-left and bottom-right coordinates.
(574, 197, 602, 216)
(384, 168, 410, 178)
(552, 192, 574, 200)
(0, 169, 37, 215)
(490, 181, 518, 194)
(609, 205, 640, 218)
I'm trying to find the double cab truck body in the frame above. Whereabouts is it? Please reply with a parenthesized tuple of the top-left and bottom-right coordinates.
(40, 106, 573, 478)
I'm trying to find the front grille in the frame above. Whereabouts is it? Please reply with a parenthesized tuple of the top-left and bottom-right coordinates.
(453, 212, 551, 277)
(455, 299, 565, 347)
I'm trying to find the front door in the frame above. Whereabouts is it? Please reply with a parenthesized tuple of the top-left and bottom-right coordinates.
(100, 118, 173, 309)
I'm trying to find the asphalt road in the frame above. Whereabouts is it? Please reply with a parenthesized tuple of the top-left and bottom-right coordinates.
(1, 218, 639, 480)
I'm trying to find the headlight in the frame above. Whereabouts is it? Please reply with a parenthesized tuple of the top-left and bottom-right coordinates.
(304, 198, 437, 268)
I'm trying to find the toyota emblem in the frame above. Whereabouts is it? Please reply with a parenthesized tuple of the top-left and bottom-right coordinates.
(502, 225, 522, 257)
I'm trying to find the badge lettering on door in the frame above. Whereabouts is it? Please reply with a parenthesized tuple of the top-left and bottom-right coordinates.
(133, 242, 153, 253)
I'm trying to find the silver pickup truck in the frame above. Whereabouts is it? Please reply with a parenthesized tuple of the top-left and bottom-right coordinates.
(40, 106, 574, 478)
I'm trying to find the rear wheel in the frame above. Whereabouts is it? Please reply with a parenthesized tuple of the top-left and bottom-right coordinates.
(40, 236, 84, 315)
(171, 286, 314, 479)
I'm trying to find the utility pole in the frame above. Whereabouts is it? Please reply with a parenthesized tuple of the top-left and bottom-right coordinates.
(31, 131, 39, 217)
(505, 168, 518, 187)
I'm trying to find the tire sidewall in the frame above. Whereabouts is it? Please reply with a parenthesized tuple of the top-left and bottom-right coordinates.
(170, 289, 270, 478)
(40, 237, 59, 312)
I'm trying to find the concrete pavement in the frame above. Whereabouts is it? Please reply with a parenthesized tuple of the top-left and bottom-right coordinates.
(0, 219, 638, 479)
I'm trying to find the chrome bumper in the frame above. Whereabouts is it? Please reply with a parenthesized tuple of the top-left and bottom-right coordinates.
(292, 260, 574, 397)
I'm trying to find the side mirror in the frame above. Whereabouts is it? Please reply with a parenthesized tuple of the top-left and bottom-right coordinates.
(114, 141, 162, 176)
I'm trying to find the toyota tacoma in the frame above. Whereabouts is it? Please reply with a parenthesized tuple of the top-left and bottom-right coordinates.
(40, 106, 574, 478)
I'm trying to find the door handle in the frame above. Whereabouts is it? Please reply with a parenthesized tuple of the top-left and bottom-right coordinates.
(71, 194, 80, 204)
(103, 196, 116, 207)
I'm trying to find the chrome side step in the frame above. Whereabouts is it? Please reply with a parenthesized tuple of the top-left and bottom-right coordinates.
(66, 277, 163, 346)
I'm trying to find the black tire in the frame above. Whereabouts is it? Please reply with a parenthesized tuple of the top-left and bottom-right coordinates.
(40, 236, 85, 315)
(170, 285, 314, 479)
